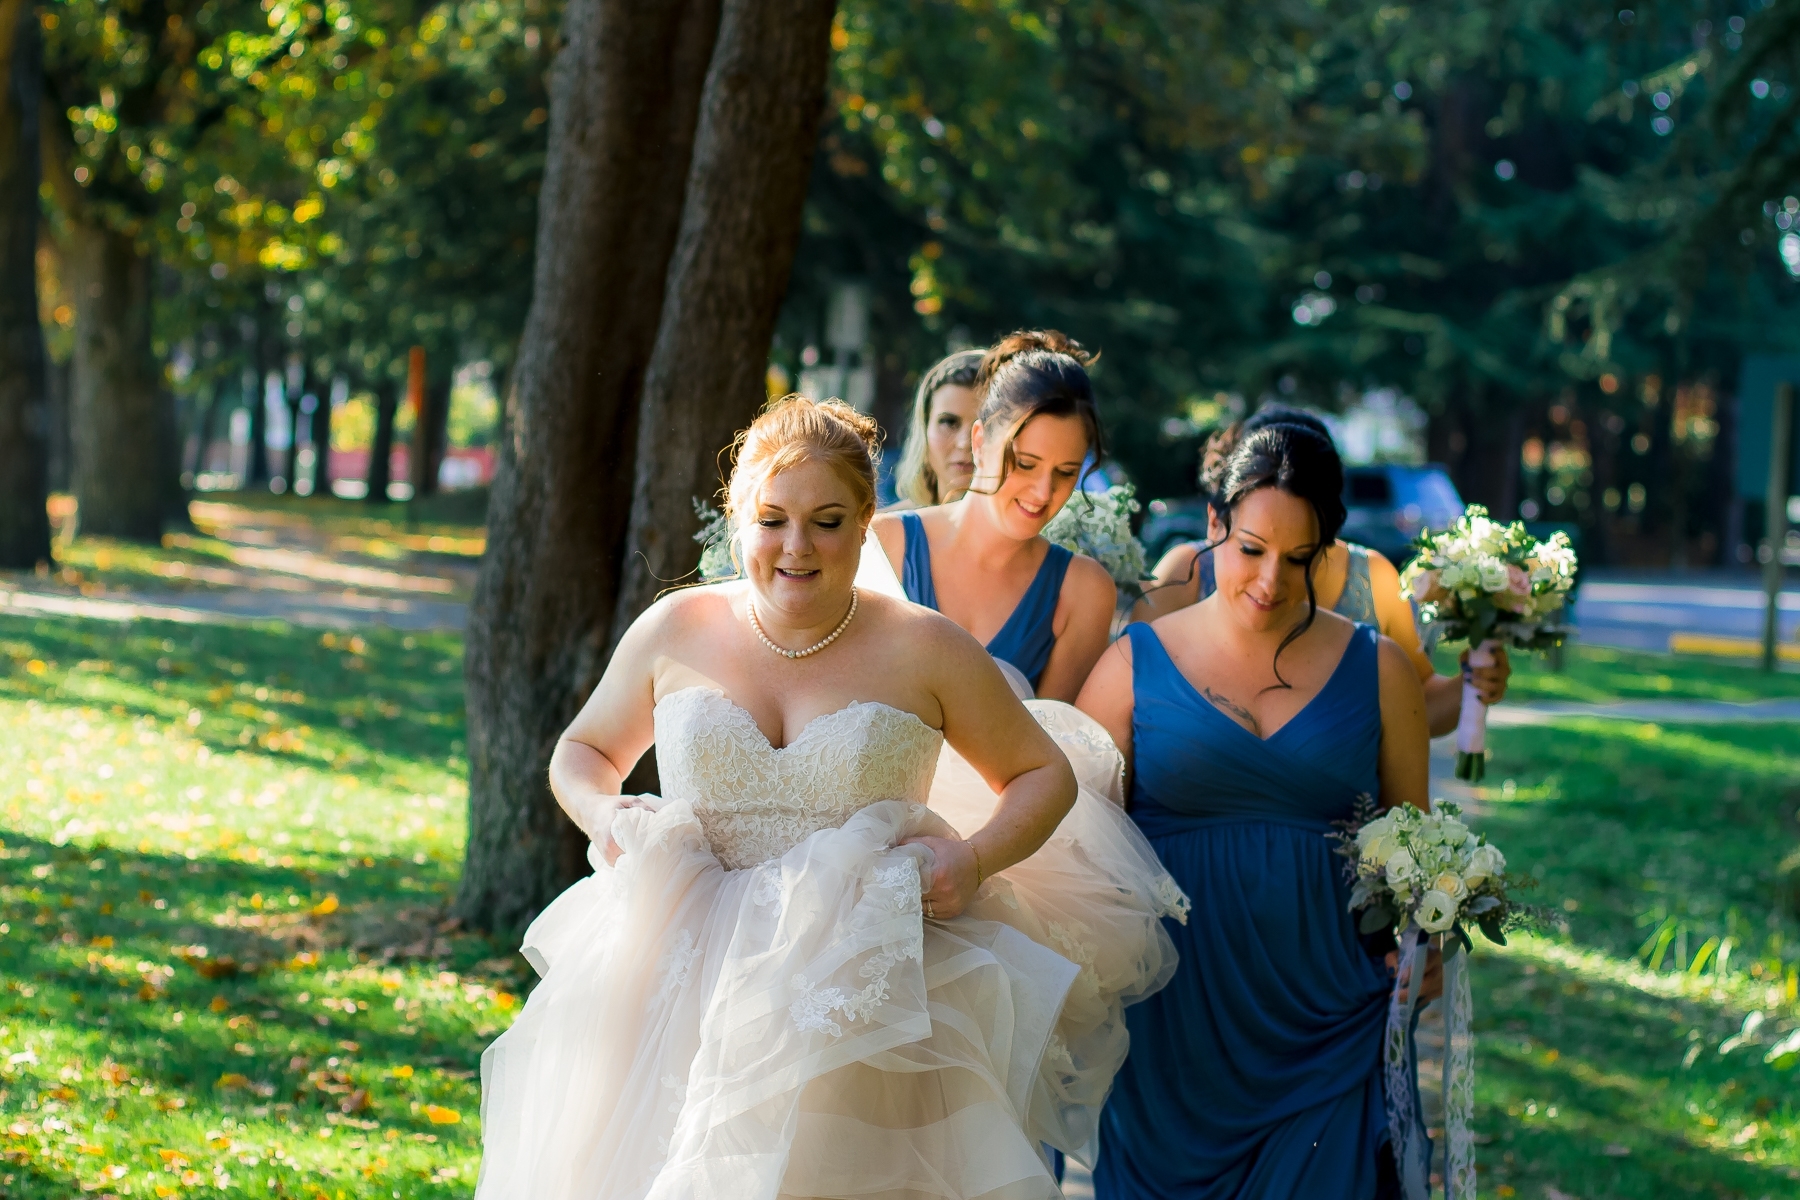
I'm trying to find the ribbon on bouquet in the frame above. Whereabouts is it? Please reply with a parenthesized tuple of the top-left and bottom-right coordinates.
(1384, 931, 1477, 1200)
(1454, 639, 1499, 782)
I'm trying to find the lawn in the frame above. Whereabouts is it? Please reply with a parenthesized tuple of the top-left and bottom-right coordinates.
(1437, 641, 1800, 704)
(0, 611, 517, 1200)
(2, 603, 1799, 1200)
(1470, 718, 1800, 1198)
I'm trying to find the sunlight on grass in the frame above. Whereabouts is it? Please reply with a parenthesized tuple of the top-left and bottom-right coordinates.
(0, 613, 517, 1200)
(1437, 642, 1800, 704)
(1465, 719, 1800, 1197)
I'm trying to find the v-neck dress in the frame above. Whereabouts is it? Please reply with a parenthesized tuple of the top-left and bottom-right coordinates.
(1094, 622, 1393, 1200)
(898, 510, 1073, 690)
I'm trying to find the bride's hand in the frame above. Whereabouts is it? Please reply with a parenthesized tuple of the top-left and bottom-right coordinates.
(900, 834, 981, 920)
(595, 795, 651, 866)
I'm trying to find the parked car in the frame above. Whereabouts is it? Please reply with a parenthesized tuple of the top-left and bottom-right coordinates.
(1139, 463, 1467, 568)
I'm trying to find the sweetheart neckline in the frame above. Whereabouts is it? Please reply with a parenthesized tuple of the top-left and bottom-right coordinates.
(656, 685, 940, 754)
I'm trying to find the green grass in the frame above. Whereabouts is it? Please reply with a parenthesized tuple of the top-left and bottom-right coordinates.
(1468, 718, 1800, 1197)
(5, 602, 1799, 1198)
(1435, 642, 1800, 704)
(0, 613, 522, 1200)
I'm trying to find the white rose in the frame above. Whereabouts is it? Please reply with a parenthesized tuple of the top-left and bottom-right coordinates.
(1431, 871, 1469, 902)
(1416, 890, 1459, 934)
(1463, 843, 1506, 887)
(1385, 848, 1418, 881)
(1477, 558, 1510, 593)
(1437, 817, 1469, 846)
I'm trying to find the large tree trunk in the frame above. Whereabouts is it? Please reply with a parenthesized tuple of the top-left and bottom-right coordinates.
(67, 222, 176, 542)
(608, 0, 839, 640)
(457, 0, 835, 932)
(411, 363, 451, 499)
(0, 0, 50, 568)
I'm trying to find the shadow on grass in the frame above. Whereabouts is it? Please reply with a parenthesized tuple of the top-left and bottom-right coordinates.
(0, 828, 523, 1137)
(0, 613, 466, 785)
(1473, 952, 1800, 1197)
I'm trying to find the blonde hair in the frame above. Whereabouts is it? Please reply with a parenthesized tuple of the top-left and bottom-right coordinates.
(893, 349, 985, 508)
(724, 395, 883, 525)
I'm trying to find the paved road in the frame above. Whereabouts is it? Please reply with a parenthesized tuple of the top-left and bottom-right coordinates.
(1573, 576, 1800, 652)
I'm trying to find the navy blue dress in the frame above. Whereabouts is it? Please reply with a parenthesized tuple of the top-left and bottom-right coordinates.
(898, 511, 1072, 690)
(1095, 622, 1393, 1200)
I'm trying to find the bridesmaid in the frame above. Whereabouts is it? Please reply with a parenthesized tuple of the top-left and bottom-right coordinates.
(886, 349, 985, 510)
(1135, 406, 1509, 738)
(872, 330, 1116, 703)
(1078, 422, 1433, 1199)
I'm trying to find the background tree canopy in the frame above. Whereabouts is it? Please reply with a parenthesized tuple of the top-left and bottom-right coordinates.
(20, 0, 1800, 564)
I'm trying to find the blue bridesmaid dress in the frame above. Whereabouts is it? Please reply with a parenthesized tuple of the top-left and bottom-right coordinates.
(1095, 622, 1394, 1200)
(898, 511, 1072, 690)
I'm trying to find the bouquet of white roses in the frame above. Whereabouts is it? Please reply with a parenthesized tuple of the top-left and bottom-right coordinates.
(1042, 483, 1151, 602)
(1400, 505, 1578, 780)
(1332, 799, 1533, 1200)
(1334, 799, 1519, 949)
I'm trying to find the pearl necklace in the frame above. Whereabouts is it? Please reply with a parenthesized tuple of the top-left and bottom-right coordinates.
(749, 588, 858, 660)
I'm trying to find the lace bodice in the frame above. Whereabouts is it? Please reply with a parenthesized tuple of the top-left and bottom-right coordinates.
(654, 687, 944, 869)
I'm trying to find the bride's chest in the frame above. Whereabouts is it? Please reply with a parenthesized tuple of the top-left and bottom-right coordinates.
(654, 689, 940, 806)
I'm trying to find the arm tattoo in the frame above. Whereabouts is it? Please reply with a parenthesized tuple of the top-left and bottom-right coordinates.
(1201, 686, 1260, 735)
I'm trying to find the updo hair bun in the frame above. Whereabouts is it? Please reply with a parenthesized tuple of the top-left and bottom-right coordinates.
(1200, 407, 1337, 504)
(723, 394, 883, 525)
(975, 329, 1095, 392)
(1213, 422, 1347, 550)
(969, 329, 1104, 486)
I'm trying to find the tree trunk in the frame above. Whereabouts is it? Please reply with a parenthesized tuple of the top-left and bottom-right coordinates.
(45, 352, 70, 492)
(411, 366, 451, 499)
(67, 222, 175, 542)
(310, 375, 334, 498)
(246, 302, 272, 487)
(458, 0, 766, 932)
(0, 0, 50, 568)
(609, 0, 839, 642)
(365, 382, 397, 505)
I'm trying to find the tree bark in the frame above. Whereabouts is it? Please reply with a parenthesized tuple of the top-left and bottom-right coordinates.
(67, 221, 175, 542)
(608, 0, 839, 644)
(310, 375, 334, 498)
(365, 382, 397, 505)
(458, 0, 836, 932)
(411, 367, 451, 499)
(0, 0, 50, 568)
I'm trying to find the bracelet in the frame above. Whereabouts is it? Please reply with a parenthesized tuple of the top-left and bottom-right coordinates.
(966, 839, 985, 887)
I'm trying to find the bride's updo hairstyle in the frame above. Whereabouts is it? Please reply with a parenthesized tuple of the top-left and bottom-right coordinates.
(724, 394, 883, 526)
(970, 329, 1103, 489)
(1210, 422, 1348, 689)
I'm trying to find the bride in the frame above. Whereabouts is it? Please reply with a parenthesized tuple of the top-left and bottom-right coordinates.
(475, 396, 1184, 1200)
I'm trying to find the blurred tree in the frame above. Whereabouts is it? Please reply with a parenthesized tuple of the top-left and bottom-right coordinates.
(0, 0, 50, 568)
(458, 0, 837, 932)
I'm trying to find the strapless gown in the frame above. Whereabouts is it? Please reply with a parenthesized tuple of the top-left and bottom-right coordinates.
(475, 686, 1186, 1200)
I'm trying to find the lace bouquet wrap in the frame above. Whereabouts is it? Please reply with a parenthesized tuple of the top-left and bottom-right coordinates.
(1400, 505, 1576, 781)
(1332, 799, 1529, 1200)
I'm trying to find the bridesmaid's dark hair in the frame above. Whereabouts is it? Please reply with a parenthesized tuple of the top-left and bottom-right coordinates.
(970, 329, 1103, 489)
(1210, 423, 1347, 690)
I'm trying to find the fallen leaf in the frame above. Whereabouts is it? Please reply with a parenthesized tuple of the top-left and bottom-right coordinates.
(310, 895, 339, 917)
(390, 1065, 413, 1079)
(424, 1105, 460, 1125)
(216, 1073, 250, 1090)
(210, 996, 229, 1013)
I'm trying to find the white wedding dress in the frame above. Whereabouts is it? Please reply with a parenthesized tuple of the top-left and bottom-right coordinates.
(476, 548, 1186, 1200)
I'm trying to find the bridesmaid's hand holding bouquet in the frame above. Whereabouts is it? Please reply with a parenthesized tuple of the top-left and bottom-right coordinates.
(1401, 505, 1577, 780)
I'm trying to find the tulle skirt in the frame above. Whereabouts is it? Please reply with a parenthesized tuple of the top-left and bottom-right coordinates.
(475, 708, 1185, 1200)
